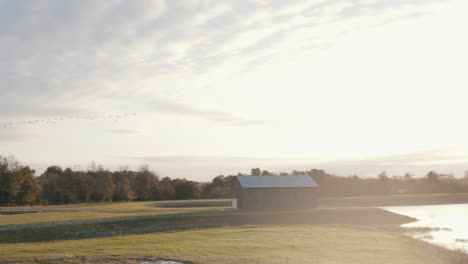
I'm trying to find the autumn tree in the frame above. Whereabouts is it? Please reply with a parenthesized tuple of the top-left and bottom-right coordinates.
(132, 168, 160, 200)
(0, 156, 41, 206)
(112, 171, 135, 201)
(92, 169, 115, 202)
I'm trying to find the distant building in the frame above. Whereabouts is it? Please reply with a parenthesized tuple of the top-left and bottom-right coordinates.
(233, 175, 319, 210)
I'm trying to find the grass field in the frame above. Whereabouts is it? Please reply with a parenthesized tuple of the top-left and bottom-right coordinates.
(0, 226, 453, 264)
(0, 200, 230, 227)
(3, 193, 468, 228)
(0, 207, 415, 243)
(1, 199, 467, 264)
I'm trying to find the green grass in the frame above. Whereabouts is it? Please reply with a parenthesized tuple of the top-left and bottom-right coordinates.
(0, 226, 433, 264)
(0, 201, 229, 227)
(0, 207, 416, 244)
(1, 200, 464, 263)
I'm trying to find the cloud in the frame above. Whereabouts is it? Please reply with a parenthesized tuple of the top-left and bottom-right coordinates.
(129, 148, 468, 180)
(104, 128, 142, 135)
(134, 155, 272, 163)
(130, 155, 280, 180)
(311, 148, 468, 177)
(0, 0, 462, 179)
(0, 100, 86, 119)
(149, 99, 276, 126)
(0, 128, 28, 142)
(131, 148, 468, 179)
(356, 148, 468, 165)
(0, 72, 88, 119)
(0, 0, 445, 122)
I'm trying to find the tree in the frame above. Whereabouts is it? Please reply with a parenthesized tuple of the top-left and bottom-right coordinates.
(292, 170, 306, 175)
(159, 177, 175, 200)
(426, 171, 440, 181)
(251, 168, 261, 176)
(93, 169, 115, 202)
(55, 169, 94, 203)
(378, 171, 388, 180)
(261, 170, 273, 176)
(308, 169, 327, 181)
(173, 179, 200, 199)
(132, 169, 160, 200)
(0, 156, 41, 206)
(112, 171, 135, 201)
(44, 166, 63, 175)
(201, 175, 237, 199)
(212, 175, 225, 186)
(15, 167, 42, 205)
(404, 173, 413, 180)
(378, 171, 390, 195)
(40, 166, 64, 204)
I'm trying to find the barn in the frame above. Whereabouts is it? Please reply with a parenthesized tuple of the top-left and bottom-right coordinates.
(233, 175, 319, 210)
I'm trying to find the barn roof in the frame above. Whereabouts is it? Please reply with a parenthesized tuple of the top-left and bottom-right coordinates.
(236, 175, 318, 189)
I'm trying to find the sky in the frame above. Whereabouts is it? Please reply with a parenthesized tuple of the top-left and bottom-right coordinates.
(1, 0, 468, 181)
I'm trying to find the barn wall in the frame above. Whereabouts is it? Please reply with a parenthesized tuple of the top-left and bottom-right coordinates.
(236, 187, 317, 210)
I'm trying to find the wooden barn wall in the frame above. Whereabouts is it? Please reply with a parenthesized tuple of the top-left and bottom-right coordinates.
(236, 187, 317, 209)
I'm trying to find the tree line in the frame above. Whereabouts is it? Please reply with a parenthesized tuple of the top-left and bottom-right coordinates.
(199, 168, 468, 199)
(3, 155, 468, 206)
(0, 156, 199, 206)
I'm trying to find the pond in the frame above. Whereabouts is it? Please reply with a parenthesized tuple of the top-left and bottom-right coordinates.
(384, 204, 468, 251)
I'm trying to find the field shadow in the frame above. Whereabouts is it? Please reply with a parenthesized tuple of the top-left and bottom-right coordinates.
(0, 208, 415, 244)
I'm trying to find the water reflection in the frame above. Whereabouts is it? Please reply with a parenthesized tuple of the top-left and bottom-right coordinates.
(384, 204, 468, 251)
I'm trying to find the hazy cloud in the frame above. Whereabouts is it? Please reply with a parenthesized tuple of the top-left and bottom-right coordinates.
(134, 148, 468, 180)
(134, 155, 272, 164)
(131, 155, 280, 180)
(313, 149, 468, 178)
(0, 101, 86, 119)
(20, 148, 468, 180)
(0, 128, 27, 142)
(352, 149, 468, 166)
(1, 0, 456, 179)
(0, 0, 444, 121)
(149, 99, 276, 126)
(104, 128, 142, 135)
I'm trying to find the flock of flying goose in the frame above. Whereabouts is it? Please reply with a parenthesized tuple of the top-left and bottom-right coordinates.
(0, 113, 137, 128)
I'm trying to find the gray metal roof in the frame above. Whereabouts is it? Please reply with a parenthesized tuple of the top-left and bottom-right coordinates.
(236, 175, 318, 189)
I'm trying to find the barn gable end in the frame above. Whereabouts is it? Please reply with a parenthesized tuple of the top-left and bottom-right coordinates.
(234, 175, 319, 210)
